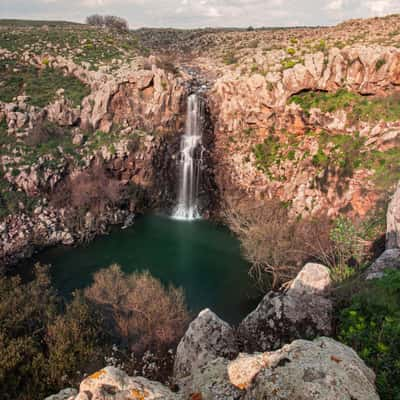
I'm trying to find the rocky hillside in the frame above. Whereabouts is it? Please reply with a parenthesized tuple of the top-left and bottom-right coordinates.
(1, 15, 400, 265)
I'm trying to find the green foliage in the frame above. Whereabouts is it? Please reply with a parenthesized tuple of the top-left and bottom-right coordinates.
(0, 62, 90, 107)
(286, 47, 296, 56)
(0, 265, 108, 400)
(315, 39, 327, 52)
(328, 216, 364, 282)
(253, 135, 280, 176)
(338, 270, 400, 400)
(376, 58, 387, 71)
(289, 89, 400, 123)
(0, 176, 37, 220)
(0, 25, 140, 68)
(281, 58, 302, 70)
(223, 51, 238, 65)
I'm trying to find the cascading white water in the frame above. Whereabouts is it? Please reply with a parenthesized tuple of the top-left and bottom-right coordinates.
(172, 93, 204, 221)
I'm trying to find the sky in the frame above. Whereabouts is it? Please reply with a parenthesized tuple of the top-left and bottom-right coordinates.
(1, 0, 400, 28)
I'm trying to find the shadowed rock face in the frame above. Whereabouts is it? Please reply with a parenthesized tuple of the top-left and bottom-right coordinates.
(237, 263, 333, 352)
(173, 308, 239, 382)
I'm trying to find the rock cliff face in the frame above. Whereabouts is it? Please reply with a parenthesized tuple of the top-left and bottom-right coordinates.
(2, 17, 400, 265)
(209, 46, 400, 217)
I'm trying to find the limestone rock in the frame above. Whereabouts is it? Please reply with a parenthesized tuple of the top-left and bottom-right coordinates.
(244, 337, 379, 400)
(287, 262, 331, 296)
(227, 353, 270, 390)
(366, 248, 400, 280)
(78, 366, 178, 400)
(44, 388, 77, 400)
(387, 182, 400, 249)
(173, 309, 238, 382)
(238, 263, 333, 352)
(181, 357, 243, 400)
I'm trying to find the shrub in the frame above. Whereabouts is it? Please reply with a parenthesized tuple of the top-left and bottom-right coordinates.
(287, 47, 296, 56)
(84, 264, 190, 352)
(375, 58, 387, 71)
(86, 14, 104, 27)
(338, 270, 400, 400)
(51, 162, 122, 217)
(225, 200, 332, 290)
(223, 51, 238, 65)
(315, 216, 366, 283)
(103, 15, 129, 32)
(0, 264, 107, 400)
(86, 15, 128, 31)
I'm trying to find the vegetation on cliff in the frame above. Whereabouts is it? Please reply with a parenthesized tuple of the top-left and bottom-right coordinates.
(0, 61, 90, 107)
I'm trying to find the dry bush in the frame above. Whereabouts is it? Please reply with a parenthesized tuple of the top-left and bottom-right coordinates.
(85, 264, 190, 352)
(103, 15, 129, 32)
(24, 121, 66, 146)
(86, 14, 128, 31)
(52, 162, 122, 216)
(225, 200, 331, 291)
(86, 14, 104, 27)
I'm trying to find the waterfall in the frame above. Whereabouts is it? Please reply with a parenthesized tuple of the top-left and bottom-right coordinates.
(172, 93, 204, 221)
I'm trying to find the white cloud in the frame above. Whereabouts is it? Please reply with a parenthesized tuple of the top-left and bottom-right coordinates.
(326, 0, 344, 11)
(2, 0, 400, 28)
(366, 0, 391, 15)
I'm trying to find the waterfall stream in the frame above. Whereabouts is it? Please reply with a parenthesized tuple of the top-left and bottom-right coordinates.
(172, 93, 204, 220)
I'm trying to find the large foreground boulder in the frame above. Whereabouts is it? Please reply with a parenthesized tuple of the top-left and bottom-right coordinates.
(238, 263, 333, 352)
(181, 337, 378, 400)
(173, 308, 238, 382)
(243, 337, 379, 400)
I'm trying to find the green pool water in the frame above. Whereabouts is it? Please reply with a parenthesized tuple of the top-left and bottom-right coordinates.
(24, 214, 259, 324)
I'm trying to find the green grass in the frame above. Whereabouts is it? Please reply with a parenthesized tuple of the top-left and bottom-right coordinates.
(338, 270, 400, 400)
(0, 25, 141, 68)
(0, 62, 90, 107)
(289, 89, 400, 123)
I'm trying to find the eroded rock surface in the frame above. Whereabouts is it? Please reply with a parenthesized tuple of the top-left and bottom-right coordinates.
(173, 308, 238, 382)
(244, 337, 379, 400)
(238, 263, 333, 352)
(366, 248, 400, 280)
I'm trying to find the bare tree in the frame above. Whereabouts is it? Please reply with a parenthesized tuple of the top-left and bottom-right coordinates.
(103, 15, 129, 32)
(225, 200, 331, 290)
(86, 14, 104, 27)
(85, 265, 190, 352)
(52, 162, 122, 217)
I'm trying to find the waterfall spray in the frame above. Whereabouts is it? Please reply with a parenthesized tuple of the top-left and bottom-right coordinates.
(172, 93, 204, 220)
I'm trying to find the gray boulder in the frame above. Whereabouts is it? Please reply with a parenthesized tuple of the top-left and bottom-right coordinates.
(366, 248, 400, 280)
(173, 308, 239, 383)
(244, 337, 379, 400)
(238, 263, 332, 352)
(44, 388, 78, 400)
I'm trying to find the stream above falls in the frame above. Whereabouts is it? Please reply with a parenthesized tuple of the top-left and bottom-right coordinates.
(19, 214, 259, 324)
